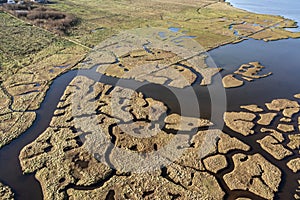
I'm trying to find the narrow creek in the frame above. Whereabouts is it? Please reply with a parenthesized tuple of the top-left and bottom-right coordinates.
(0, 37, 299, 199)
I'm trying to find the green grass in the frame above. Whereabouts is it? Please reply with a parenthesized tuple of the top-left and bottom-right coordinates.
(0, 11, 88, 147)
(0, 12, 56, 78)
(43, 0, 300, 50)
(1, 0, 299, 81)
(0, 11, 88, 82)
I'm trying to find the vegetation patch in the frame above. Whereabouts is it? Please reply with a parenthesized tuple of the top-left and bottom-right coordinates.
(0, 182, 14, 200)
(2, 1, 78, 35)
(19, 76, 253, 199)
(0, 11, 88, 148)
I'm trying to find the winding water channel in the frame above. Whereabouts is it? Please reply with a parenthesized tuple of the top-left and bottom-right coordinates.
(1, 5, 300, 195)
(0, 36, 299, 199)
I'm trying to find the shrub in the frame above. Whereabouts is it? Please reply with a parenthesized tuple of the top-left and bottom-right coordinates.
(14, 10, 28, 18)
(2, 2, 79, 35)
(3, 2, 35, 11)
(27, 11, 66, 20)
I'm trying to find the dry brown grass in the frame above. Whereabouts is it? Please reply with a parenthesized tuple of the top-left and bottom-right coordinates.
(2, 1, 78, 35)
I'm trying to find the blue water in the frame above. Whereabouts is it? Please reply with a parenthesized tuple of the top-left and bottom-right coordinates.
(158, 31, 167, 39)
(229, 24, 239, 36)
(159, 29, 196, 40)
(168, 27, 181, 33)
(226, 0, 300, 32)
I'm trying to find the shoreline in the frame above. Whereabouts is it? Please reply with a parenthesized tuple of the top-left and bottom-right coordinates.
(225, 0, 300, 32)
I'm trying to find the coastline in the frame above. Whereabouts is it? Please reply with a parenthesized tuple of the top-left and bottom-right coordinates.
(225, 0, 300, 32)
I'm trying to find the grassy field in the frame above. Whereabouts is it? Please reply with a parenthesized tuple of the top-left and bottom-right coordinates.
(47, 0, 300, 49)
(0, 11, 87, 81)
(0, 12, 55, 79)
(0, 11, 88, 148)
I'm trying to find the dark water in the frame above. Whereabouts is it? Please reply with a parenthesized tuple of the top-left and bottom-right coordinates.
(0, 37, 299, 199)
(211, 38, 300, 108)
(209, 38, 300, 200)
(0, 70, 78, 199)
(226, 0, 300, 32)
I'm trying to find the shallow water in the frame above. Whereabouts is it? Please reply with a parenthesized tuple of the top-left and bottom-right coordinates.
(0, 36, 299, 199)
(168, 27, 181, 33)
(226, 0, 300, 32)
